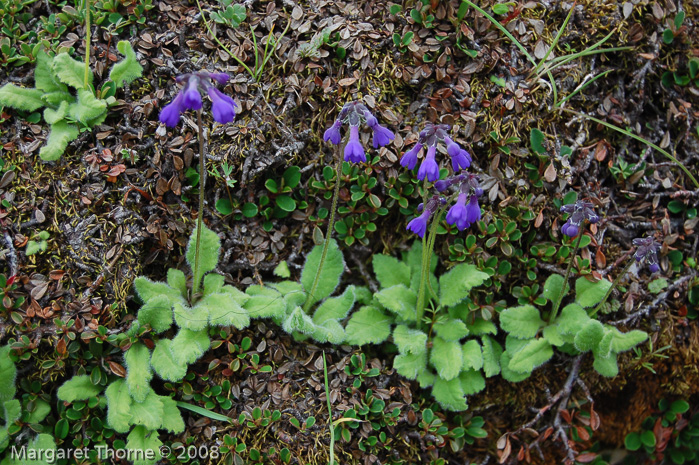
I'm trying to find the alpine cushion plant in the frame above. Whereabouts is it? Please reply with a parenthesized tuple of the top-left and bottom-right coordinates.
(400, 122, 472, 181)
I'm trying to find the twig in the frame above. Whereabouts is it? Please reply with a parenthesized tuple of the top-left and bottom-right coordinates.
(3, 230, 18, 277)
(609, 274, 695, 326)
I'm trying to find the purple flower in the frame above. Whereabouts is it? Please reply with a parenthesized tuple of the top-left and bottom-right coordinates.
(400, 143, 422, 170)
(323, 101, 394, 163)
(451, 149, 472, 171)
(324, 120, 342, 145)
(633, 237, 661, 273)
(466, 195, 481, 224)
(446, 193, 468, 230)
(159, 71, 237, 128)
(560, 199, 599, 237)
(344, 125, 366, 163)
(417, 145, 440, 182)
(407, 210, 431, 238)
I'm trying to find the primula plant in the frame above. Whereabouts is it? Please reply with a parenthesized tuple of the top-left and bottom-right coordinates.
(0, 42, 142, 160)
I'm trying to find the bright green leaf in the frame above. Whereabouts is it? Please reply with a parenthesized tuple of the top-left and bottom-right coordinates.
(109, 41, 143, 88)
(461, 340, 483, 371)
(300, 239, 344, 306)
(575, 277, 612, 308)
(439, 263, 489, 307)
(393, 352, 427, 380)
(344, 306, 393, 345)
(375, 284, 417, 322)
(430, 337, 463, 381)
(57, 375, 103, 403)
(508, 338, 553, 373)
(125, 342, 153, 402)
(481, 335, 502, 378)
(431, 376, 467, 411)
(126, 426, 163, 465)
(0, 84, 45, 112)
(574, 320, 605, 352)
(105, 380, 133, 433)
(499, 305, 544, 339)
(372, 254, 411, 288)
(393, 324, 427, 355)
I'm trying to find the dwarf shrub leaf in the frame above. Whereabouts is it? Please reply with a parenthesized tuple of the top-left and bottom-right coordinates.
(0, 84, 45, 112)
(52, 52, 92, 89)
(372, 254, 411, 288)
(105, 380, 132, 433)
(439, 263, 488, 307)
(433, 318, 469, 341)
(393, 324, 427, 355)
(125, 342, 153, 403)
(186, 226, 221, 288)
(575, 277, 612, 308)
(393, 352, 427, 379)
(171, 329, 210, 365)
(375, 284, 417, 322)
(129, 390, 164, 430)
(432, 376, 468, 411)
(481, 335, 502, 377)
(300, 239, 344, 306)
(344, 306, 392, 345)
(610, 328, 648, 352)
(508, 339, 554, 373)
(574, 320, 605, 352)
(430, 337, 463, 381)
(460, 369, 486, 395)
(462, 340, 483, 371)
(57, 375, 102, 402)
(39, 121, 79, 161)
(109, 41, 143, 88)
(126, 426, 163, 465)
(0, 346, 16, 404)
(500, 305, 544, 339)
(541, 274, 565, 302)
(150, 340, 187, 382)
(25, 399, 51, 424)
(313, 285, 355, 324)
(160, 396, 185, 434)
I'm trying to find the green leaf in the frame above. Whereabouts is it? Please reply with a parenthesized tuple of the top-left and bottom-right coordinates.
(160, 396, 185, 433)
(39, 120, 79, 161)
(625, 432, 641, 451)
(575, 277, 612, 308)
(404, 240, 436, 277)
(282, 306, 315, 335)
(68, 88, 107, 125)
(500, 350, 531, 382)
(375, 284, 417, 322)
(462, 340, 483, 371)
(43, 100, 69, 125)
(542, 324, 565, 347)
(508, 339, 553, 373)
(243, 286, 287, 319)
(109, 41, 143, 88)
(150, 339, 188, 382)
(439, 264, 489, 307)
(574, 320, 605, 352)
(465, 318, 497, 336)
(393, 324, 427, 355)
(310, 319, 345, 344)
(481, 335, 502, 378)
(126, 426, 163, 465)
(431, 376, 467, 411)
(460, 369, 485, 395)
(176, 401, 233, 423)
(541, 274, 565, 302)
(52, 52, 92, 89)
(186, 226, 221, 288)
(344, 306, 393, 345)
(282, 166, 301, 188)
(137, 294, 174, 334)
(530, 128, 546, 154)
(125, 342, 153, 402)
(173, 301, 208, 331)
(593, 352, 618, 377)
(674, 10, 685, 29)
(167, 268, 188, 298)
(300, 239, 344, 306)
(492, 3, 510, 14)
(25, 398, 51, 424)
(430, 337, 463, 381)
(372, 254, 411, 288)
(104, 380, 133, 433)
(57, 375, 103, 402)
(274, 261, 291, 278)
(276, 195, 296, 212)
(242, 202, 258, 217)
(647, 278, 668, 294)
(171, 328, 210, 365)
(34, 50, 67, 93)
(433, 318, 469, 341)
(0, 347, 17, 405)
(198, 292, 250, 328)
(134, 276, 182, 303)
(555, 303, 590, 335)
(312, 285, 355, 324)
(499, 305, 544, 339)
(609, 328, 648, 353)
(0, 84, 45, 112)
(595, 329, 614, 359)
(393, 352, 427, 379)
(3, 399, 21, 424)
(129, 390, 164, 430)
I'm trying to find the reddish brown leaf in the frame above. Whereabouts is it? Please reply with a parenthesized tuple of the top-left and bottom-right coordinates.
(108, 361, 126, 377)
(560, 409, 573, 424)
(594, 141, 607, 161)
(576, 452, 598, 463)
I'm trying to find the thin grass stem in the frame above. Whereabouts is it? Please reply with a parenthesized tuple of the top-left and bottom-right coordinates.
(84, 0, 91, 88)
(192, 109, 205, 297)
(532, 0, 576, 76)
(555, 69, 613, 109)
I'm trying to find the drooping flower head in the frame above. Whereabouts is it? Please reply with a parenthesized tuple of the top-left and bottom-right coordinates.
(400, 122, 472, 182)
(159, 71, 237, 128)
(560, 199, 599, 237)
(633, 236, 661, 273)
(406, 195, 446, 238)
(440, 172, 483, 231)
(323, 101, 395, 163)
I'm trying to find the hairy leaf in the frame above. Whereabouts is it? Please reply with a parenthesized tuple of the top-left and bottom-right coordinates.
(0, 84, 45, 112)
(186, 226, 221, 289)
(595, 330, 614, 359)
(68, 89, 107, 125)
(430, 337, 463, 381)
(432, 376, 467, 411)
(344, 306, 392, 345)
(432, 318, 469, 341)
(555, 303, 590, 335)
(542, 324, 565, 347)
(300, 239, 344, 306)
(167, 269, 188, 298)
(439, 263, 489, 307)
(508, 338, 553, 373)
(460, 369, 485, 395)
(393, 324, 427, 355)
(109, 41, 143, 88)
(39, 120, 79, 161)
(393, 352, 427, 379)
(573, 319, 605, 352)
(134, 277, 182, 303)
(575, 277, 612, 308)
(609, 328, 648, 353)
(372, 254, 411, 288)
(125, 342, 153, 402)
(160, 396, 185, 434)
(461, 340, 483, 371)
(282, 306, 315, 335)
(0, 346, 16, 405)
(150, 339, 187, 382)
(416, 367, 435, 388)
(593, 352, 619, 377)
(375, 284, 417, 322)
(57, 375, 102, 402)
(404, 240, 437, 277)
(43, 100, 69, 125)
(313, 285, 355, 324)
(138, 294, 174, 334)
(201, 273, 224, 296)
(500, 350, 531, 382)
(541, 274, 565, 302)
(52, 52, 92, 89)
(466, 318, 497, 336)
(129, 390, 164, 430)
(35, 51, 66, 93)
(204, 294, 250, 328)
(310, 319, 345, 344)
(481, 335, 502, 378)
(173, 301, 208, 331)
(126, 426, 163, 465)
(244, 285, 287, 319)
(3, 399, 21, 424)
(499, 305, 544, 339)
(171, 329, 210, 365)
(105, 380, 132, 433)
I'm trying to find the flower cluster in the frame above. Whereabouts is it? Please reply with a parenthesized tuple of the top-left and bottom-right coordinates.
(437, 172, 483, 231)
(323, 101, 395, 163)
(560, 200, 599, 237)
(633, 237, 661, 273)
(406, 196, 446, 238)
(160, 71, 238, 128)
(400, 123, 472, 182)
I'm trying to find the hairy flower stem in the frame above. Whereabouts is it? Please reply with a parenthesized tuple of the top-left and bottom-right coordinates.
(192, 109, 206, 298)
(84, 0, 91, 88)
(589, 257, 634, 318)
(416, 208, 442, 327)
(550, 231, 585, 323)
(303, 147, 344, 312)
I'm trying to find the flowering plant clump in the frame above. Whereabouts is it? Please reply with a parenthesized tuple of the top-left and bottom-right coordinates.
(323, 101, 395, 163)
(406, 195, 446, 238)
(400, 122, 472, 182)
(159, 71, 237, 127)
(633, 237, 661, 273)
(560, 200, 600, 237)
